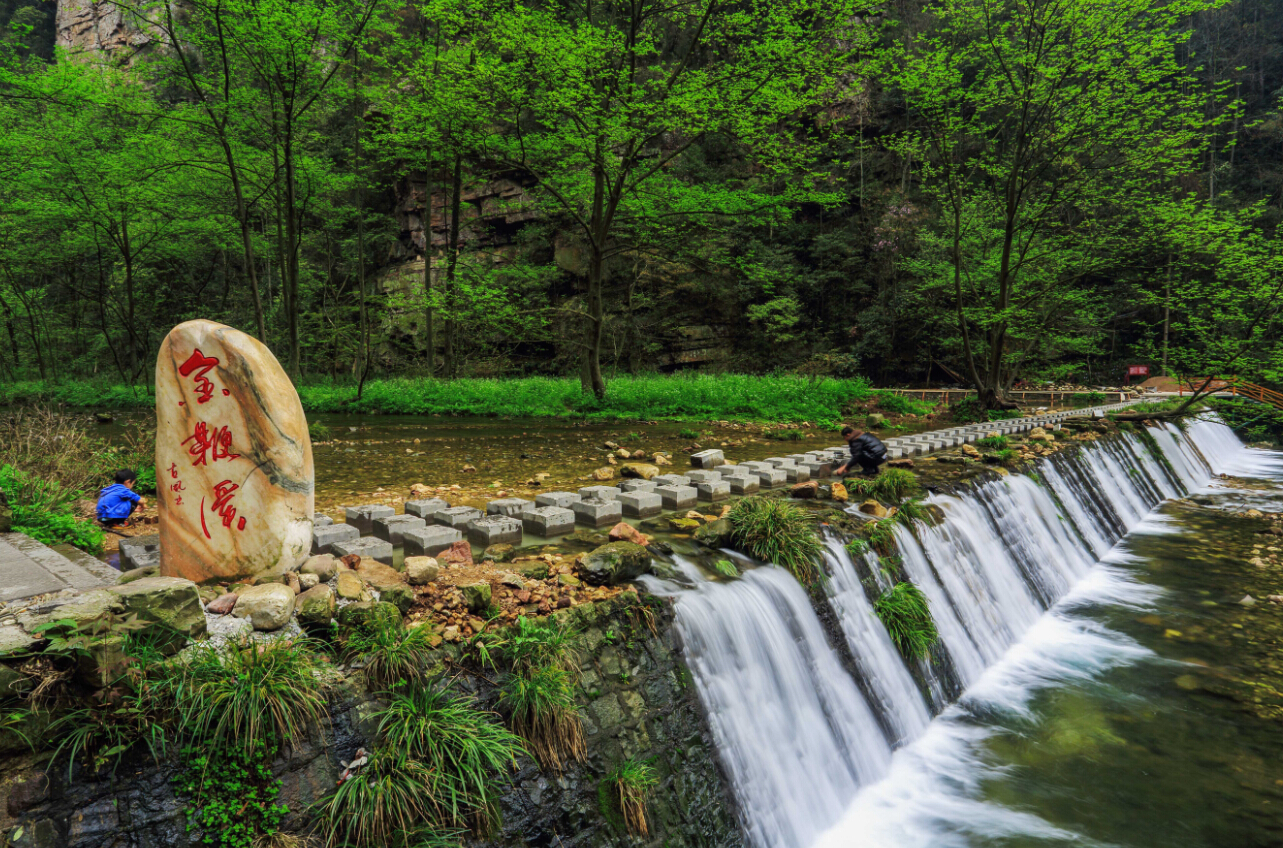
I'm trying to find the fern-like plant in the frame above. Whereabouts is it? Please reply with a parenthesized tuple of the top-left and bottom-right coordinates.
(873, 582, 938, 660)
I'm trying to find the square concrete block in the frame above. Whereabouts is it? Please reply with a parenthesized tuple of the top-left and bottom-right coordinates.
(763, 457, 795, 467)
(373, 514, 426, 546)
(486, 498, 534, 517)
(739, 461, 775, 473)
(119, 534, 160, 570)
(578, 486, 621, 501)
(403, 525, 464, 557)
(724, 476, 761, 495)
(799, 460, 832, 478)
(776, 464, 809, 483)
(690, 449, 725, 469)
(312, 522, 359, 555)
(522, 506, 576, 537)
(619, 492, 663, 518)
(344, 504, 395, 536)
(313, 514, 333, 528)
(572, 498, 623, 527)
(433, 506, 483, 529)
(655, 484, 698, 510)
(685, 470, 723, 484)
(331, 536, 394, 566)
(653, 474, 692, 487)
(695, 480, 731, 502)
(752, 468, 787, 488)
(466, 515, 523, 546)
(405, 498, 450, 519)
(618, 479, 658, 493)
(536, 491, 582, 509)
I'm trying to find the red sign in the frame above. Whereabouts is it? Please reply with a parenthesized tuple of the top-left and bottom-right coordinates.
(1127, 365, 1149, 377)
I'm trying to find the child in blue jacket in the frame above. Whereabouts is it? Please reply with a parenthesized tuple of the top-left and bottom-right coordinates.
(96, 469, 146, 527)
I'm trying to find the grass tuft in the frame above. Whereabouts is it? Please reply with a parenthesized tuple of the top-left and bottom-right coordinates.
(606, 758, 659, 836)
(312, 748, 462, 848)
(727, 497, 822, 585)
(342, 620, 434, 693)
(873, 582, 938, 660)
(975, 435, 1009, 450)
(712, 559, 740, 578)
(846, 468, 917, 502)
(498, 663, 586, 773)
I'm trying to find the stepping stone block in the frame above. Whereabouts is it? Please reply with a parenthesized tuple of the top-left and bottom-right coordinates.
(718, 472, 760, 495)
(312, 522, 359, 555)
(522, 506, 576, 537)
(751, 468, 787, 488)
(405, 498, 449, 519)
(578, 486, 620, 501)
(619, 492, 663, 518)
(331, 536, 394, 566)
(690, 449, 725, 469)
(655, 485, 698, 510)
(618, 480, 658, 493)
(313, 514, 333, 528)
(695, 480, 731, 502)
(653, 474, 692, 487)
(467, 515, 523, 546)
(403, 525, 463, 557)
(536, 491, 581, 509)
(486, 498, 534, 517)
(572, 498, 623, 527)
(433, 506, 482, 530)
(373, 514, 426, 546)
(345, 505, 395, 536)
(684, 470, 723, 484)
(119, 535, 160, 570)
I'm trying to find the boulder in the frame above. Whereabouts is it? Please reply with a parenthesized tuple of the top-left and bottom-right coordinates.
(438, 540, 473, 567)
(620, 463, 659, 480)
(299, 572, 319, 590)
(110, 576, 208, 642)
(791, 480, 819, 499)
(461, 582, 492, 613)
(831, 482, 849, 503)
(513, 562, 550, 581)
(336, 571, 367, 600)
(858, 499, 888, 519)
(608, 522, 650, 546)
(16, 589, 124, 634)
(296, 585, 336, 627)
(615, 448, 631, 459)
(338, 601, 402, 632)
(379, 584, 415, 615)
(231, 583, 296, 631)
(404, 556, 440, 585)
(0, 625, 39, 660)
(355, 558, 405, 591)
(206, 593, 239, 615)
(117, 565, 159, 585)
(866, 413, 887, 428)
(155, 319, 313, 584)
(300, 554, 338, 582)
(653, 454, 671, 466)
(694, 517, 734, 548)
(592, 466, 616, 481)
(580, 541, 652, 586)
(498, 572, 526, 589)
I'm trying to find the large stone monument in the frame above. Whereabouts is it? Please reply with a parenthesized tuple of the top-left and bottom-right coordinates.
(156, 320, 314, 583)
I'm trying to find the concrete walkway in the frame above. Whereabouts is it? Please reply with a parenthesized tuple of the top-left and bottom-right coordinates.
(0, 532, 117, 604)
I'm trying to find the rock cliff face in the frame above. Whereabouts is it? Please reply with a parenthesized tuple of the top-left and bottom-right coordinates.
(0, 596, 745, 848)
(55, 0, 157, 57)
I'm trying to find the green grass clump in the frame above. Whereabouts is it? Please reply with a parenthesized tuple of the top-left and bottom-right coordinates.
(985, 447, 1018, 465)
(313, 748, 461, 848)
(1070, 391, 1107, 407)
(975, 435, 1009, 450)
(4, 374, 873, 423)
(308, 420, 332, 441)
(712, 559, 740, 578)
(374, 682, 524, 832)
(605, 758, 659, 836)
(847, 468, 917, 502)
(727, 497, 822, 585)
(343, 621, 435, 693)
(874, 392, 935, 416)
(873, 582, 938, 660)
(498, 663, 586, 773)
(165, 639, 327, 751)
(765, 428, 804, 441)
(677, 428, 701, 440)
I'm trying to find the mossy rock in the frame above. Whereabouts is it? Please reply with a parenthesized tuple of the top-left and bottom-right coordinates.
(566, 530, 611, 547)
(379, 583, 415, 615)
(694, 518, 733, 548)
(482, 543, 515, 563)
(581, 542, 652, 586)
(461, 582, 492, 612)
(514, 562, 551, 581)
(296, 585, 337, 627)
(338, 601, 402, 632)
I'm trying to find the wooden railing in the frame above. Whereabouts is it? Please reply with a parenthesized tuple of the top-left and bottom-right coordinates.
(1224, 379, 1283, 411)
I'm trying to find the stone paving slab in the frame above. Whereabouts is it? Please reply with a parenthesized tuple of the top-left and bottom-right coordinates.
(0, 533, 115, 603)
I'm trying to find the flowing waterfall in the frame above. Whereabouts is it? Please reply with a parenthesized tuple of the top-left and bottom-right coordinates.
(651, 419, 1252, 848)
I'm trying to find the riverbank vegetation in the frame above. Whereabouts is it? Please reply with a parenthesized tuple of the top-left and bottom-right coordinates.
(3, 0, 1283, 407)
(727, 497, 823, 585)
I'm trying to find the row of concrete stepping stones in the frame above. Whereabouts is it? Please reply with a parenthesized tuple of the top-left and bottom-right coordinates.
(304, 399, 1150, 563)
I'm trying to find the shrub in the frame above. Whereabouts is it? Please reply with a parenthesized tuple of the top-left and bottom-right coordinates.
(374, 682, 525, 832)
(0, 464, 105, 554)
(847, 468, 917, 502)
(874, 392, 935, 416)
(312, 748, 461, 848)
(498, 663, 586, 772)
(605, 758, 659, 836)
(677, 428, 701, 440)
(726, 497, 821, 585)
(175, 739, 289, 848)
(975, 435, 1009, 450)
(873, 582, 938, 660)
(165, 639, 327, 751)
(343, 621, 434, 693)
(308, 421, 332, 441)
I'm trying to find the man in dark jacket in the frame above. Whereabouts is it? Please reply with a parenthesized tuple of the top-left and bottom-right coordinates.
(835, 426, 887, 476)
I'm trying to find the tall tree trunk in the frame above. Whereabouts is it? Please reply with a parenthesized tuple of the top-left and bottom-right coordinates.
(422, 166, 435, 375)
(582, 158, 607, 399)
(443, 153, 463, 379)
(355, 55, 373, 401)
(284, 131, 302, 379)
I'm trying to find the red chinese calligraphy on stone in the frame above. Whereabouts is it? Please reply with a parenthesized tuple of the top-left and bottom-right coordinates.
(170, 481, 186, 493)
(178, 349, 220, 404)
(182, 422, 241, 467)
(169, 463, 179, 479)
(199, 480, 246, 539)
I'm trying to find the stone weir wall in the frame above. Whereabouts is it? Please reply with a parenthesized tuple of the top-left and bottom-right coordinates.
(0, 596, 744, 848)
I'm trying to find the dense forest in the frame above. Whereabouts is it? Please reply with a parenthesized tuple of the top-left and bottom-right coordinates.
(2, 0, 1283, 404)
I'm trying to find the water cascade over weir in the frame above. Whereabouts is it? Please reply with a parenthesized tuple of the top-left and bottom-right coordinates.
(643, 418, 1253, 848)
